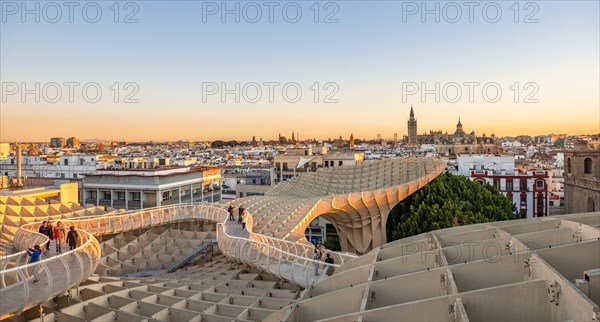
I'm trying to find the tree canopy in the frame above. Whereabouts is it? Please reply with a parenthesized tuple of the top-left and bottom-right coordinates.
(386, 172, 518, 241)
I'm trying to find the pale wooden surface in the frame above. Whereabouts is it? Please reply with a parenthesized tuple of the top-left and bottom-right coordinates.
(0, 245, 89, 317)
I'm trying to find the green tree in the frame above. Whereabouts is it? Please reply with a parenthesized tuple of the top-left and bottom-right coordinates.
(323, 235, 341, 251)
(386, 172, 518, 241)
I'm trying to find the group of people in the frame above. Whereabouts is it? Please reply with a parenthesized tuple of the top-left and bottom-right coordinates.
(312, 241, 335, 276)
(37, 221, 79, 253)
(227, 204, 248, 231)
(226, 205, 336, 277)
(26, 222, 80, 284)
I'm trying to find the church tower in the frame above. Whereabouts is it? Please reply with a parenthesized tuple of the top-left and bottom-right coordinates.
(407, 105, 417, 146)
(349, 133, 355, 149)
(454, 117, 465, 138)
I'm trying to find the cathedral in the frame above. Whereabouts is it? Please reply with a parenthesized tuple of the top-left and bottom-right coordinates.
(406, 107, 499, 157)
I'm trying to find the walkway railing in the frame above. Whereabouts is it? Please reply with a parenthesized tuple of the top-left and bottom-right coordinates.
(0, 203, 355, 318)
(0, 226, 101, 318)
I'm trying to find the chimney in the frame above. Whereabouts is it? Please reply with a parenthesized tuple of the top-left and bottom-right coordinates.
(16, 145, 22, 187)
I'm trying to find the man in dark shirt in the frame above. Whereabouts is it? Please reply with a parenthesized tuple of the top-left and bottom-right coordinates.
(324, 253, 335, 276)
(227, 205, 235, 221)
(66, 226, 79, 250)
(44, 222, 54, 252)
(38, 221, 47, 234)
(238, 205, 245, 224)
(39, 221, 49, 253)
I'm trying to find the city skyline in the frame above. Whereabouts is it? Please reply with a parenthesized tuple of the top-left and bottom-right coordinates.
(2, 125, 600, 144)
(1, 103, 599, 142)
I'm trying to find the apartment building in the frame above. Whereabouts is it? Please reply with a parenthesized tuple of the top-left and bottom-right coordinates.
(0, 154, 99, 179)
(273, 148, 322, 182)
(456, 155, 550, 218)
(81, 166, 221, 210)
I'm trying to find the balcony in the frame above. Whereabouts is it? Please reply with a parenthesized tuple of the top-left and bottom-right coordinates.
(99, 200, 112, 207)
(128, 201, 141, 208)
(162, 198, 180, 206)
(113, 200, 127, 208)
(84, 198, 97, 205)
(143, 202, 156, 208)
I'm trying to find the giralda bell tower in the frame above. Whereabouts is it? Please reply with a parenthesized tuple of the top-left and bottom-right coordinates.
(407, 105, 417, 146)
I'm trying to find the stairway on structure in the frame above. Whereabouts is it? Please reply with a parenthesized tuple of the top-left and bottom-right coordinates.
(125, 239, 217, 277)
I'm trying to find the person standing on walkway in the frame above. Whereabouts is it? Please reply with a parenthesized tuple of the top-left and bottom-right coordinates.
(44, 221, 53, 253)
(241, 210, 247, 231)
(238, 205, 245, 224)
(38, 221, 47, 235)
(324, 253, 335, 276)
(66, 226, 79, 250)
(227, 205, 235, 221)
(54, 221, 64, 253)
(38, 221, 48, 253)
(26, 245, 42, 284)
(312, 250, 320, 276)
(316, 242, 323, 260)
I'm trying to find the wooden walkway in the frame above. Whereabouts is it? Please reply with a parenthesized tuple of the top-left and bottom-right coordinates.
(0, 246, 92, 317)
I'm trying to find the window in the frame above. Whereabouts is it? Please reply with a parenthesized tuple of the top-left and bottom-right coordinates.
(493, 179, 500, 190)
(520, 179, 528, 191)
(117, 192, 125, 201)
(584, 158, 592, 174)
(103, 192, 111, 201)
(246, 192, 265, 196)
(80, 158, 84, 165)
(567, 158, 571, 174)
(132, 192, 140, 201)
(339, 161, 343, 166)
(64, 159, 68, 165)
(536, 180, 544, 188)
(90, 191, 97, 199)
(506, 180, 514, 191)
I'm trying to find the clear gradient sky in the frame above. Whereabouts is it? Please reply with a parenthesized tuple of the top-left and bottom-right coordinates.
(1, 0, 599, 142)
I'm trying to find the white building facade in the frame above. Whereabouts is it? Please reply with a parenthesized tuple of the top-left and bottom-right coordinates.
(81, 167, 221, 210)
(456, 155, 550, 218)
